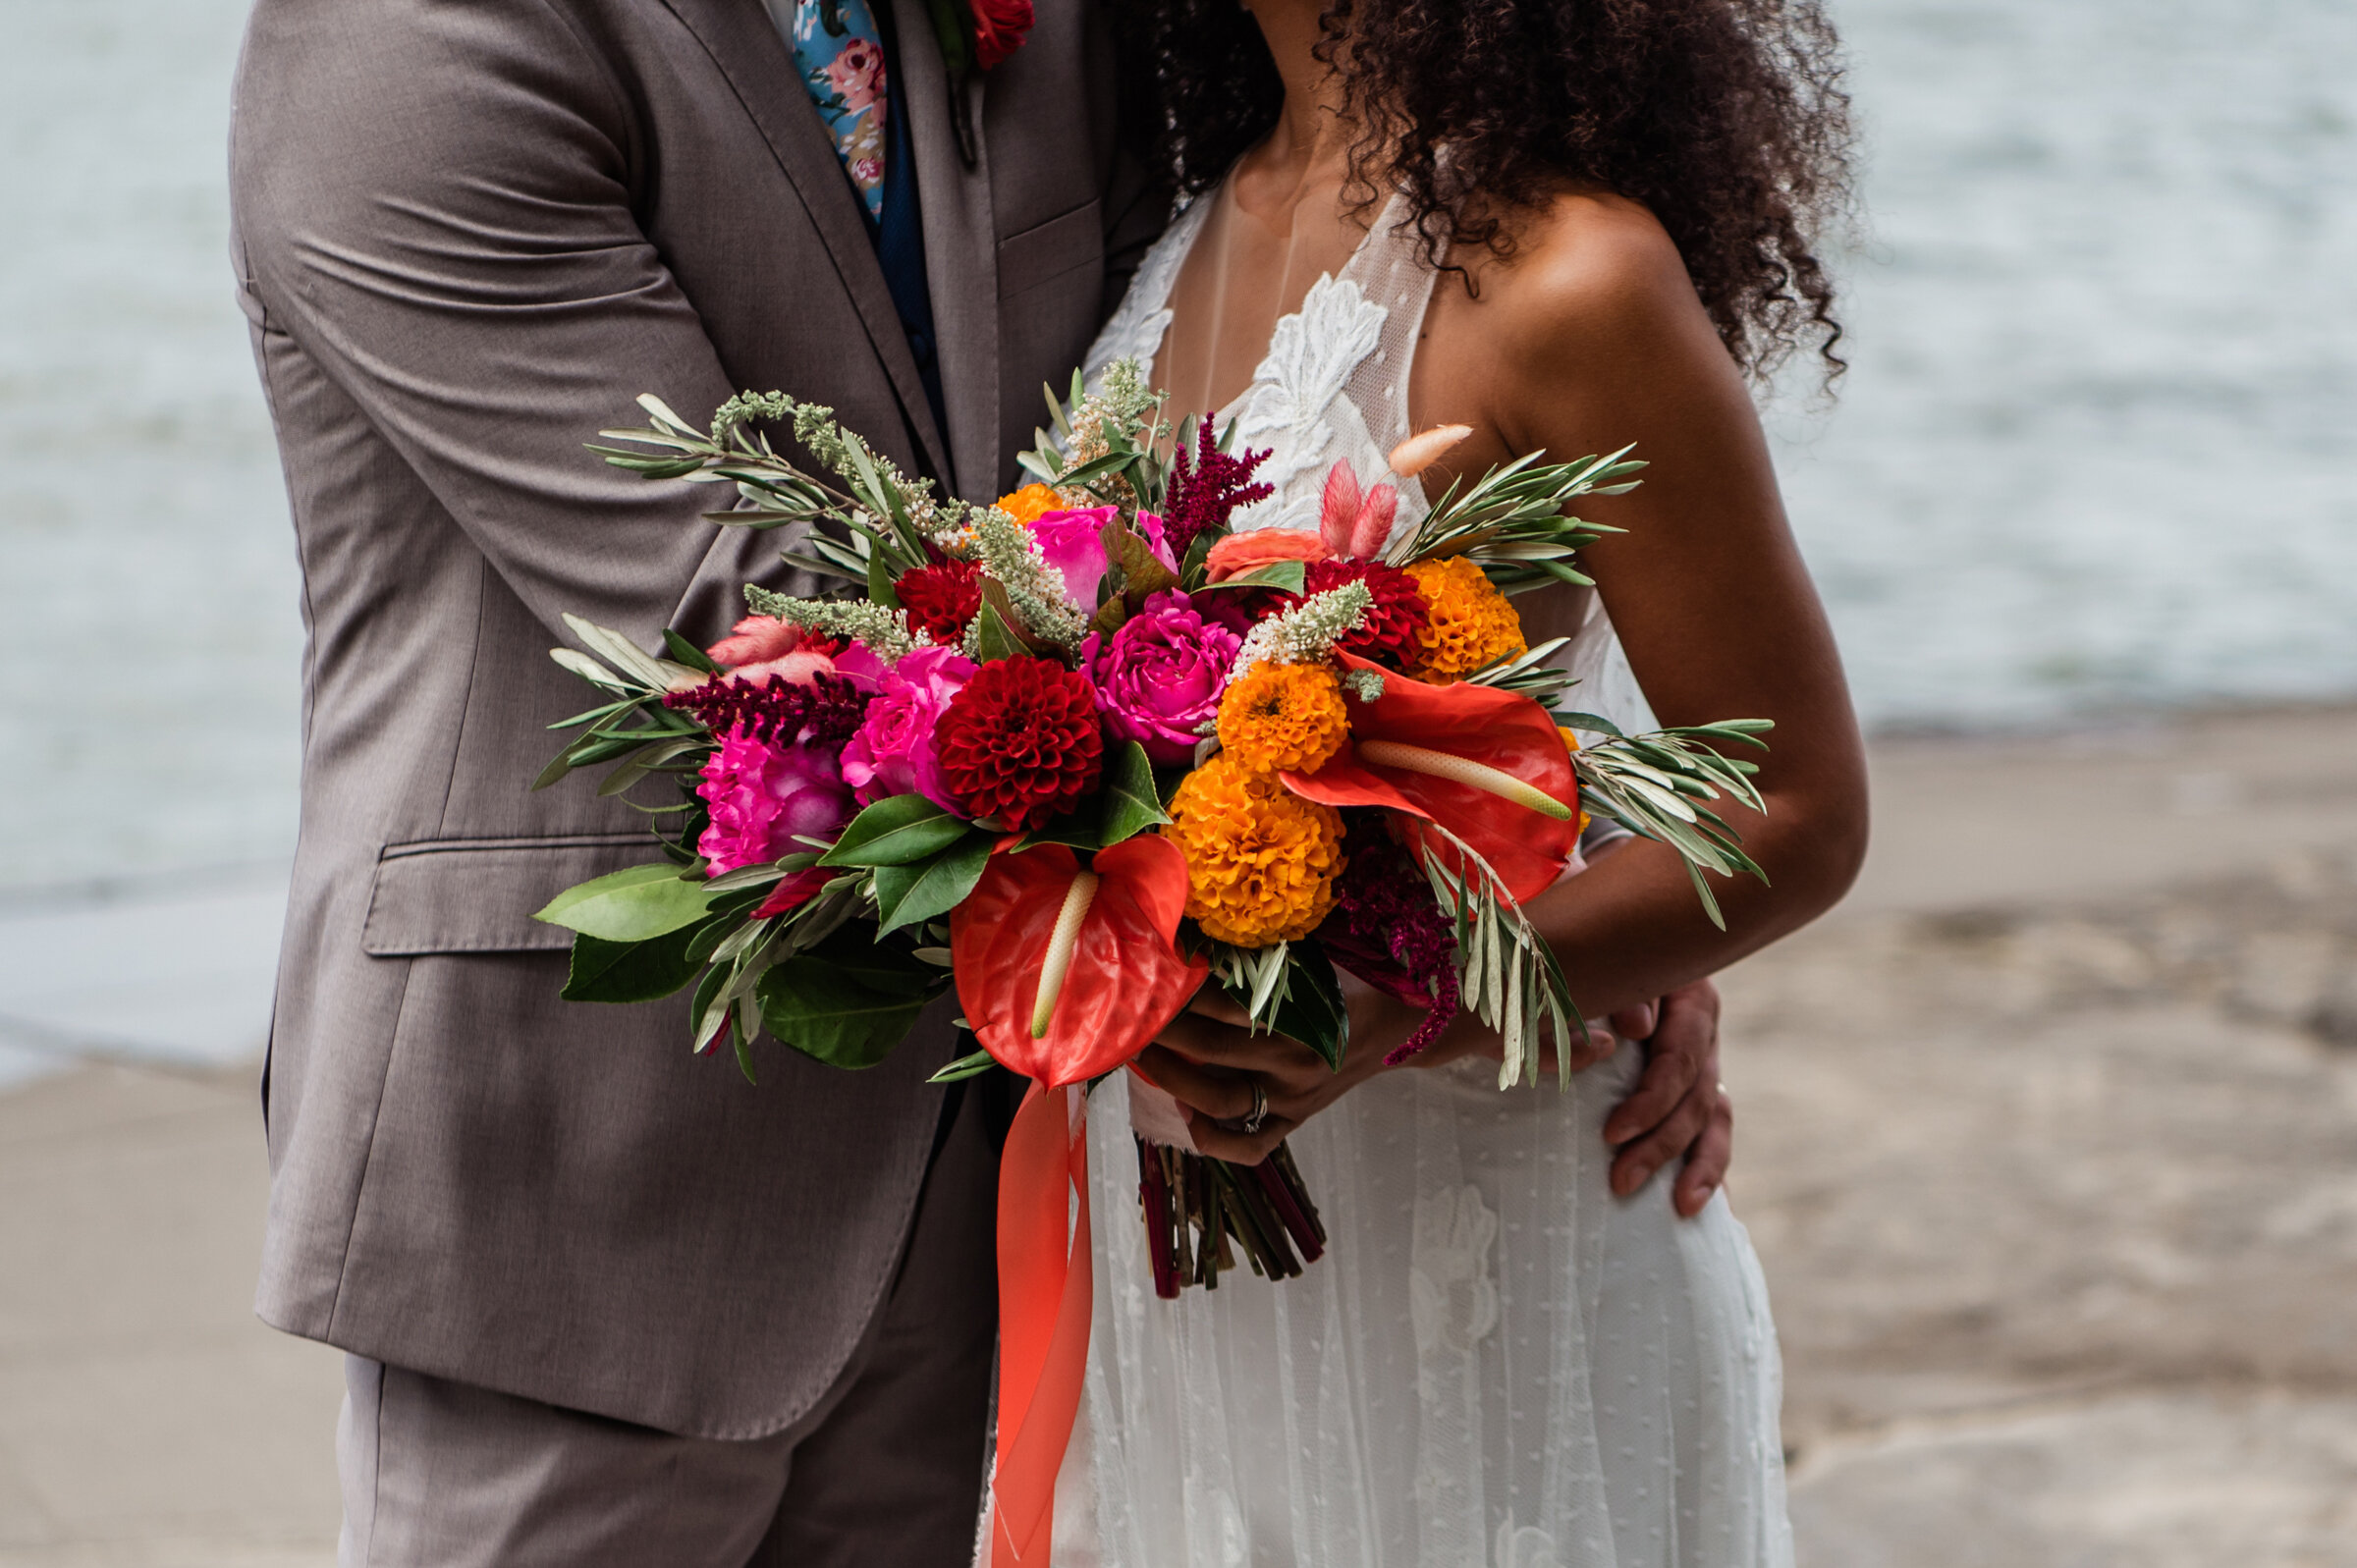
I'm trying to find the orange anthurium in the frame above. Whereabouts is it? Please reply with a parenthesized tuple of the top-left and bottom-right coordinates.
(1281, 651, 1582, 903)
(951, 836, 1207, 1088)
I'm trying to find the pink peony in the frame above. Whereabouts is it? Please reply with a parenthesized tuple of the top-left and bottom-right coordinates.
(1029, 507, 1179, 609)
(695, 730, 854, 877)
(839, 643, 978, 813)
(1080, 590, 1240, 765)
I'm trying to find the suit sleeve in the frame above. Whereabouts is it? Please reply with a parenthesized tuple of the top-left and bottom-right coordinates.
(230, 0, 770, 648)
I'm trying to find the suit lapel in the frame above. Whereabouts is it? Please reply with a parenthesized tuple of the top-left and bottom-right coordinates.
(657, 0, 953, 484)
(890, 0, 1001, 502)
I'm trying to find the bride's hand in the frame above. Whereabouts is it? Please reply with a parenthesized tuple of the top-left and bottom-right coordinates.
(1135, 974, 1616, 1163)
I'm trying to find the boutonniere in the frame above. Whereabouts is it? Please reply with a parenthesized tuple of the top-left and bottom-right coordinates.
(922, 0, 1034, 162)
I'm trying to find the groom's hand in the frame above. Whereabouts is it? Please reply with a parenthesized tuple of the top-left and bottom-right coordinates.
(1602, 978, 1732, 1217)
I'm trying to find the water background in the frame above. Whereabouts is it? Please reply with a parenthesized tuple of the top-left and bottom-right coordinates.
(2, 0, 2354, 892)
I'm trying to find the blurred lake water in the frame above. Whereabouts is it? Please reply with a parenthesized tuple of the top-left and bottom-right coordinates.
(2, 0, 2353, 891)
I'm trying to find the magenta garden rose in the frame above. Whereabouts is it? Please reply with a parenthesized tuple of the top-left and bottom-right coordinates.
(1080, 589, 1240, 765)
(1029, 506, 1178, 609)
(840, 643, 978, 813)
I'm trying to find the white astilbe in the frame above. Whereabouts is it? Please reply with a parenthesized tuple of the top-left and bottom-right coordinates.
(968, 505, 1089, 650)
(1228, 581, 1375, 682)
(740, 586, 915, 663)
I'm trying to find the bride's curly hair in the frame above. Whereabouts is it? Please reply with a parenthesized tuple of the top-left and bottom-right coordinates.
(1115, 0, 1855, 378)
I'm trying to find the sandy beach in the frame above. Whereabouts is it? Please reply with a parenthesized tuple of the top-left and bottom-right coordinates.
(4, 704, 2356, 1564)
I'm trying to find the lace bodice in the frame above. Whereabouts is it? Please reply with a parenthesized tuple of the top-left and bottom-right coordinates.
(1086, 192, 1438, 549)
(1084, 189, 1660, 735)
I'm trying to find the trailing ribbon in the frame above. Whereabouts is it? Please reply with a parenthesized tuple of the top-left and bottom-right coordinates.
(952, 836, 1206, 1565)
(991, 1080, 1092, 1567)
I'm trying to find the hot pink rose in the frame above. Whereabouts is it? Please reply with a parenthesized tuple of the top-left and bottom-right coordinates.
(840, 643, 978, 813)
(1029, 507, 1179, 609)
(695, 730, 854, 877)
(1080, 590, 1239, 765)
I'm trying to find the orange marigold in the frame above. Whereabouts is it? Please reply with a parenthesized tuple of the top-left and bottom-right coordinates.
(1163, 754, 1346, 946)
(996, 483, 1064, 526)
(1216, 662, 1350, 774)
(1404, 556, 1528, 682)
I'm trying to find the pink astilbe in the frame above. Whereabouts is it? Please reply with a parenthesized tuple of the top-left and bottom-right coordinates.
(1163, 415, 1274, 558)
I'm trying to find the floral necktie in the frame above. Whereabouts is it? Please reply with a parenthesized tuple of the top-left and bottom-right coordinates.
(785, 0, 891, 221)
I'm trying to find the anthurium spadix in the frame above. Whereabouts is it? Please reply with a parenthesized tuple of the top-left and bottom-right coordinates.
(1281, 652, 1585, 904)
(949, 836, 1207, 1088)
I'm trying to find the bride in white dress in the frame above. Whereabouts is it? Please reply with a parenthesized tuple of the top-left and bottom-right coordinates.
(1035, 1, 1867, 1563)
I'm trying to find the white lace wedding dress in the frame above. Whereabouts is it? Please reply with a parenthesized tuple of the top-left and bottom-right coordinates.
(1044, 192, 1795, 1568)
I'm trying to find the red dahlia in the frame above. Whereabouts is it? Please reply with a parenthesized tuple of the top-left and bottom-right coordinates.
(895, 559, 984, 643)
(1303, 558, 1430, 671)
(936, 657, 1104, 831)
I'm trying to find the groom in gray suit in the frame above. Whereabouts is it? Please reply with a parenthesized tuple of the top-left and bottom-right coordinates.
(230, 0, 1738, 1558)
(230, 0, 1157, 1559)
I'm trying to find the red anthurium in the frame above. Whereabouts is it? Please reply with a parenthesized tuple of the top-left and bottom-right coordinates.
(951, 837, 1207, 1088)
(1282, 651, 1581, 903)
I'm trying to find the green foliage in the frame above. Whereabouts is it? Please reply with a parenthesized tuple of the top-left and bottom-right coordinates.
(819, 795, 974, 868)
(1385, 448, 1643, 593)
(757, 929, 943, 1069)
(871, 832, 993, 936)
(561, 923, 712, 1003)
(535, 863, 718, 943)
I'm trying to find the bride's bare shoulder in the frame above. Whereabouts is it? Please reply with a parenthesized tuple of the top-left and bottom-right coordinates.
(1426, 189, 1752, 449)
(1476, 191, 1719, 360)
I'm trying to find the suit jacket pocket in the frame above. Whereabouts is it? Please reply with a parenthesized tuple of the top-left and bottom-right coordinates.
(361, 834, 661, 956)
(998, 198, 1105, 300)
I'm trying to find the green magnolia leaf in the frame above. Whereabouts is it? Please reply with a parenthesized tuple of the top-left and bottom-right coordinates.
(561, 922, 711, 1003)
(535, 862, 718, 942)
(1098, 740, 1171, 845)
(757, 934, 941, 1069)
(1104, 519, 1178, 601)
(1272, 940, 1349, 1072)
(872, 832, 992, 937)
(819, 795, 972, 867)
(1195, 559, 1308, 596)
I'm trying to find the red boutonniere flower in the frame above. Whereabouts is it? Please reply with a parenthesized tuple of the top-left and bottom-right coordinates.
(924, 0, 1034, 163)
(966, 0, 1034, 70)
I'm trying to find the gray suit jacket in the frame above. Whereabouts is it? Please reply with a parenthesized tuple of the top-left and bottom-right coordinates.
(230, 0, 1162, 1438)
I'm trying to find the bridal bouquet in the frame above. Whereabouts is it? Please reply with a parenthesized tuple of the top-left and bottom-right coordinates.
(527, 363, 1768, 1568)
(530, 360, 1770, 1292)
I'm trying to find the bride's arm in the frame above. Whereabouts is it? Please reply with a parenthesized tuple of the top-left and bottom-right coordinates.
(1438, 189, 1872, 1018)
(1140, 191, 1864, 1163)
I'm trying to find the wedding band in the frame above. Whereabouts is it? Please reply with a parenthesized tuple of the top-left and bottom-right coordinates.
(1240, 1081, 1269, 1136)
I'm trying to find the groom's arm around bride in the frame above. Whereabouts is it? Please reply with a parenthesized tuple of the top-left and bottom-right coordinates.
(229, 0, 1157, 1558)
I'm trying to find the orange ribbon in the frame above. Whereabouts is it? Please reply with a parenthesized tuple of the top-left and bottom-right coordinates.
(952, 836, 1207, 1566)
(991, 1080, 1093, 1567)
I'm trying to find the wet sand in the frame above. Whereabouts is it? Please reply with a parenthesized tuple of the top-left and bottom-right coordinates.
(4, 705, 2355, 1562)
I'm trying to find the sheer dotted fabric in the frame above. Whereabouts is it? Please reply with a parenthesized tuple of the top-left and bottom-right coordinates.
(1054, 188, 1794, 1568)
